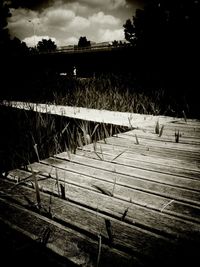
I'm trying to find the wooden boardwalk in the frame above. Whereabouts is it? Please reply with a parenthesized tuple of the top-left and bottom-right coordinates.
(0, 117, 200, 266)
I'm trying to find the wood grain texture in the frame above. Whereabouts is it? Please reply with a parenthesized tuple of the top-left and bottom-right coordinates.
(1, 115, 200, 266)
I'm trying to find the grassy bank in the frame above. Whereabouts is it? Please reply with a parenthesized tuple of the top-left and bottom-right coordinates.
(1, 73, 198, 119)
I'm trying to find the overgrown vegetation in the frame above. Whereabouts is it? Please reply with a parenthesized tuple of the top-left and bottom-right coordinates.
(1, 74, 198, 119)
(0, 71, 198, 174)
(0, 105, 127, 175)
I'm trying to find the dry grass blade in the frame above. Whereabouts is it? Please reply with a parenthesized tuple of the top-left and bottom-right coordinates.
(60, 183, 65, 199)
(135, 134, 139, 145)
(10, 172, 39, 189)
(66, 147, 71, 160)
(121, 207, 129, 221)
(77, 132, 83, 149)
(155, 120, 159, 134)
(93, 141, 97, 152)
(159, 125, 164, 137)
(94, 151, 104, 161)
(61, 122, 70, 135)
(99, 145, 104, 160)
(40, 227, 51, 246)
(105, 219, 113, 246)
(175, 130, 180, 143)
(160, 199, 174, 212)
(92, 185, 112, 196)
(33, 172, 41, 209)
(111, 149, 127, 162)
(111, 177, 117, 196)
(182, 110, 187, 123)
(96, 234, 102, 267)
(110, 124, 113, 136)
(33, 143, 40, 162)
(55, 168, 60, 195)
(128, 116, 133, 130)
(48, 193, 53, 217)
(103, 123, 110, 139)
(91, 123, 100, 137)
(93, 144, 104, 161)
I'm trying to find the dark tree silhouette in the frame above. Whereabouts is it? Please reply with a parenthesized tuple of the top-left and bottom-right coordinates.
(0, 1, 11, 52)
(123, 0, 200, 92)
(112, 40, 125, 47)
(78, 36, 91, 48)
(123, 18, 135, 45)
(123, 0, 200, 53)
(1, 2, 29, 56)
(9, 37, 29, 55)
(37, 38, 57, 53)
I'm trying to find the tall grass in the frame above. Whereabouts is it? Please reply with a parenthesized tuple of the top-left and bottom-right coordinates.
(0, 105, 127, 175)
(1, 73, 198, 118)
(0, 73, 198, 174)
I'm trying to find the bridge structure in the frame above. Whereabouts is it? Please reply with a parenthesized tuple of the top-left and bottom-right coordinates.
(23, 44, 135, 77)
(1, 43, 135, 87)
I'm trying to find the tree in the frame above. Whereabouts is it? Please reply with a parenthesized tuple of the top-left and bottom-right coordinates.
(122, 0, 200, 95)
(37, 38, 57, 53)
(112, 40, 125, 47)
(78, 36, 91, 48)
(10, 37, 29, 55)
(123, 18, 135, 45)
(123, 0, 200, 52)
(0, 1, 11, 52)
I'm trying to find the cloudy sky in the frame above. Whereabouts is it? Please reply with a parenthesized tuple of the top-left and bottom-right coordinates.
(7, 0, 145, 47)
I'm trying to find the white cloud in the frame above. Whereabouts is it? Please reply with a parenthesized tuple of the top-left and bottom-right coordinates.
(23, 35, 58, 47)
(69, 16, 90, 31)
(63, 36, 79, 45)
(44, 9, 75, 26)
(98, 28, 124, 42)
(89, 12, 120, 26)
(9, 8, 37, 22)
(8, 1, 128, 47)
(79, 0, 126, 9)
(8, 8, 41, 40)
(62, 2, 89, 15)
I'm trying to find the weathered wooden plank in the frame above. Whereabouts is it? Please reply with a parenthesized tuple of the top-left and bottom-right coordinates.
(110, 135, 200, 153)
(76, 146, 200, 179)
(0, 219, 71, 267)
(117, 135, 200, 152)
(20, 160, 200, 211)
(52, 154, 200, 197)
(146, 120, 200, 129)
(143, 125, 200, 138)
(8, 164, 200, 223)
(163, 121, 200, 129)
(99, 137, 200, 161)
(0, 178, 183, 265)
(4, 101, 179, 128)
(0, 197, 139, 267)
(6, 169, 200, 237)
(2, 104, 200, 266)
(81, 142, 200, 172)
(123, 129, 200, 145)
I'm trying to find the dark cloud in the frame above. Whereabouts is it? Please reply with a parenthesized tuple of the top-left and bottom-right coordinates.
(6, 0, 53, 10)
(7, 0, 144, 11)
(7, 0, 143, 47)
(127, 0, 147, 8)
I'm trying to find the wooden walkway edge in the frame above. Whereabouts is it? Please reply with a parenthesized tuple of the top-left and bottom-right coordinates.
(0, 114, 200, 266)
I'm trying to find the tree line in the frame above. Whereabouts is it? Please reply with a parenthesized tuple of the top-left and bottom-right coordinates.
(1, 0, 200, 91)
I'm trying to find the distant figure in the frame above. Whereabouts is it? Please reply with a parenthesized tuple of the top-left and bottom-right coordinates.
(73, 66, 77, 77)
